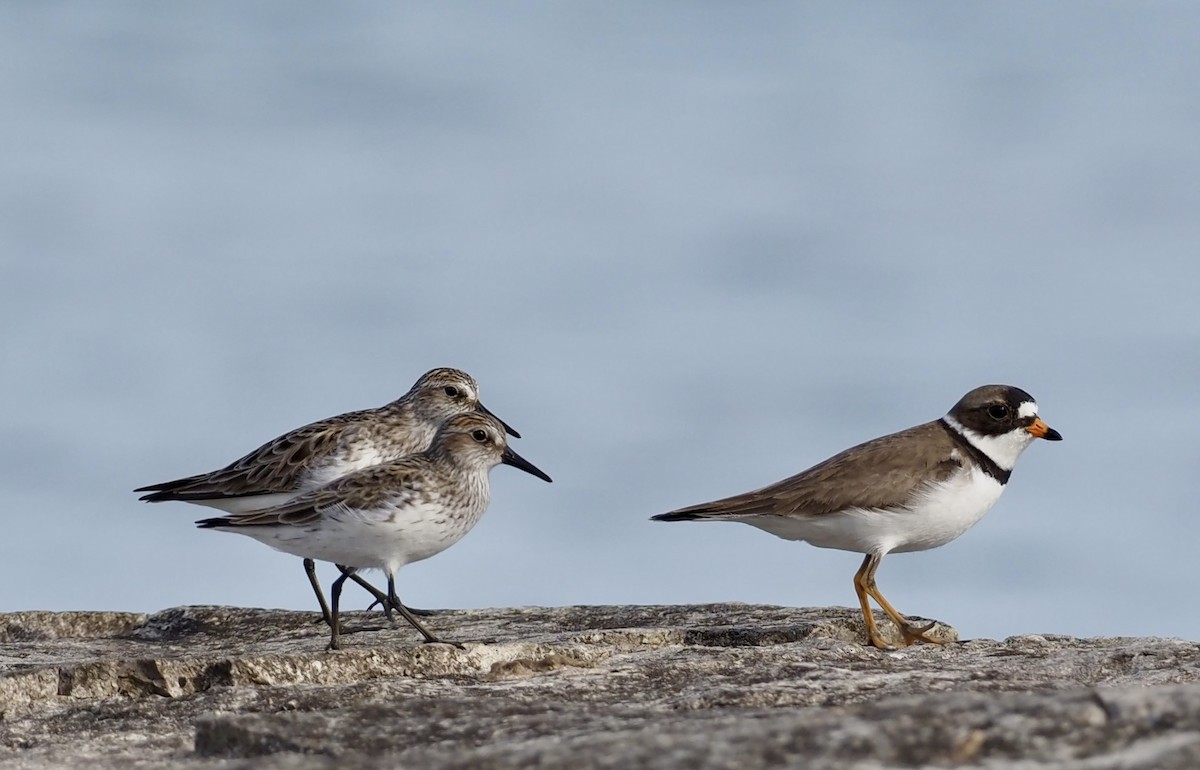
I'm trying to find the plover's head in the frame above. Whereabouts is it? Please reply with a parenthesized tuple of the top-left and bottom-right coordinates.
(431, 412, 551, 482)
(943, 384, 1062, 471)
(405, 367, 521, 438)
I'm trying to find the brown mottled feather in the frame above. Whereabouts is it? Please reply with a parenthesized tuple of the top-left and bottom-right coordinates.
(202, 457, 427, 528)
(134, 367, 504, 504)
(135, 411, 375, 500)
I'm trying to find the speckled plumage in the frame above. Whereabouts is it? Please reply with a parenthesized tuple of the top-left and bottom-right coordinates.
(135, 367, 519, 619)
(197, 412, 552, 648)
(135, 368, 518, 509)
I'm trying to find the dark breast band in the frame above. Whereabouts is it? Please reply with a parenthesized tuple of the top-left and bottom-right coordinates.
(938, 419, 1011, 485)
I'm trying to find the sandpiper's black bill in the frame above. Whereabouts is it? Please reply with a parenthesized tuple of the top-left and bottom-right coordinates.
(501, 445, 552, 482)
(478, 402, 521, 439)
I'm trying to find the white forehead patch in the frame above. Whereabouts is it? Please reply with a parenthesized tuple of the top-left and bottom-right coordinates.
(1017, 401, 1039, 419)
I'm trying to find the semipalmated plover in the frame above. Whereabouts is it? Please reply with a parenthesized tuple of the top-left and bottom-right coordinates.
(653, 384, 1062, 649)
(196, 412, 552, 649)
(135, 367, 519, 622)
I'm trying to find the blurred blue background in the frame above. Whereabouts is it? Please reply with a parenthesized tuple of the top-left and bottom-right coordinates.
(2, 3, 1197, 642)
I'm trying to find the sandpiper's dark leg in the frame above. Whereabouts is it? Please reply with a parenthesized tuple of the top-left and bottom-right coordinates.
(335, 571, 392, 621)
(327, 567, 354, 650)
(386, 573, 461, 648)
(305, 558, 335, 626)
(364, 593, 438, 617)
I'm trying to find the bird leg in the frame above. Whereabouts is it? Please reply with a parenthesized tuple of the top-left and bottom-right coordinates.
(305, 558, 335, 626)
(854, 554, 944, 648)
(327, 567, 354, 650)
(305, 559, 430, 624)
(364, 596, 438, 617)
(386, 574, 462, 648)
(346, 572, 398, 621)
(853, 554, 894, 648)
(352, 578, 438, 620)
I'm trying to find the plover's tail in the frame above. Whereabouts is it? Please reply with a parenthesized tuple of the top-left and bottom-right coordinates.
(651, 510, 711, 522)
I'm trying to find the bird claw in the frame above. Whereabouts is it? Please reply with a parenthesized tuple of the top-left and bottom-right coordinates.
(867, 633, 897, 651)
(420, 636, 464, 649)
(900, 619, 944, 646)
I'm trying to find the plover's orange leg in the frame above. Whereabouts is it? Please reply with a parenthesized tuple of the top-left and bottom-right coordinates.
(853, 554, 895, 649)
(856, 554, 945, 647)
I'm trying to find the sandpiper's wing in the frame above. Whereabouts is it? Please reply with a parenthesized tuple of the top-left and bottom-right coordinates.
(654, 421, 961, 521)
(195, 457, 428, 529)
(135, 409, 376, 502)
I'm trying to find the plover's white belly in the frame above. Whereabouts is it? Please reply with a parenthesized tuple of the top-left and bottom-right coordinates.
(224, 500, 483, 573)
(745, 467, 1005, 556)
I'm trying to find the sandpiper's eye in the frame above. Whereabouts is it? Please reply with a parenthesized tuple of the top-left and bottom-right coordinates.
(987, 404, 1010, 420)
(444, 386, 461, 398)
(471, 429, 489, 443)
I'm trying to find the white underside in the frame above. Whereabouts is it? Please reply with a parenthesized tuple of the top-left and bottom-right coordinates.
(743, 464, 1005, 556)
(214, 498, 483, 576)
(191, 494, 296, 513)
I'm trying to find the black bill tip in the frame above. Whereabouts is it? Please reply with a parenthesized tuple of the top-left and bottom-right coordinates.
(478, 402, 521, 439)
(501, 445, 551, 482)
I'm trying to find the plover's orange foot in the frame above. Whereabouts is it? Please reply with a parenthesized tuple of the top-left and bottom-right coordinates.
(900, 620, 944, 646)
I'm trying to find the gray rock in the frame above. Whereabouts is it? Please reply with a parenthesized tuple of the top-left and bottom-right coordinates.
(1, 604, 1199, 768)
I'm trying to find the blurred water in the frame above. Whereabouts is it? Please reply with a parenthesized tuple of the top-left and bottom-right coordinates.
(2, 3, 1198, 642)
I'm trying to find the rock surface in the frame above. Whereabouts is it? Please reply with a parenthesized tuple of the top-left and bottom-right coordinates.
(2, 604, 1199, 768)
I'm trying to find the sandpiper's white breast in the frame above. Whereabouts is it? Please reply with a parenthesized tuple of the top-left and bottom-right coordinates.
(226, 473, 493, 575)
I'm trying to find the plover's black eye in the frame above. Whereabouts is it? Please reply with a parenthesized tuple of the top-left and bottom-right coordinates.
(444, 386, 461, 398)
(987, 404, 1010, 420)
(471, 429, 488, 442)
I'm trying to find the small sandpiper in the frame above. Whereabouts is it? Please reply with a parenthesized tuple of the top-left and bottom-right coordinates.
(135, 367, 519, 621)
(196, 411, 552, 649)
(653, 384, 1062, 649)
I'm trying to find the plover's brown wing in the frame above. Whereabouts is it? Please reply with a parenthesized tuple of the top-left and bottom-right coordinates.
(195, 458, 427, 529)
(654, 421, 961, 521)
(135, 411, 372, 502)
